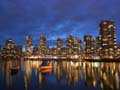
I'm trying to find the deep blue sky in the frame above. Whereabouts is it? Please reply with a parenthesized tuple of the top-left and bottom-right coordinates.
(0, 0, 120, 46)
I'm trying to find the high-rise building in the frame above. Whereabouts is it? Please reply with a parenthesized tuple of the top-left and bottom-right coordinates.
(16, 45, 22, 57)
(61, 47, 67, 58)
(2, 39, 17, 58)
(49, 47, 57, 56)
(66, 35, 82, 58)
(117, 45, 120, 57)
(72, 38, 82, 55)
(5, 39, 16, 49)
(84, 35, 96, 59)
(39, 35, 47, 56)
(96, 37, 101, 56)
(66, 35, 74, 57)
(25, 36, 32, 56)
(33, 45, 39, 55)
(57, 38, 63, 49)
(99, 20, 117, 59)
(56, 38, 63, 57)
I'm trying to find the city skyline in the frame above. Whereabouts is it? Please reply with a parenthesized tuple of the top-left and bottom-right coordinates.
(0, 20, 120, 48)
(0, 0, 120, 46)
(1, 1, 120, 90)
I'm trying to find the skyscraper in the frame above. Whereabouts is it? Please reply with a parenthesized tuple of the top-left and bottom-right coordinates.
(25, 36, 32, 56)
(16, 45, 22, 57)
(96, 36, 101, 56)
(66, 35, 82, 58)
(99, 20, 117, 59)
(66, 35, 73, 57)
(2, 39, 17, 58)
(39, 35, 47, 56)
(56, 38, 63, 57)
(72, 38, 82, 56)
(57, 38, 63, 49)
(33, 45, 39, 56)
(84, 35, 96, 59)
(117, 45, 120, 57)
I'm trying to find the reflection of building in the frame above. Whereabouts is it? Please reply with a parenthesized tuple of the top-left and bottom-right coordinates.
(25, 36, 32, 56)
(24, 61, 32, 90)
(84, 35, 96, 59)
(1, 61, 21, 87)
(55, 62, 62, 81)
(99, 20, 117, 59)
(62, 61, 81, 84)
(83, 62, 119, 90)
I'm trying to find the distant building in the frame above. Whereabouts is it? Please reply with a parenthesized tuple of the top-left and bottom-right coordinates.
(1, 39, 17, 58)
(56, 38, 63, 57)
(66, 35, 82, 58)
(25, 36, 32, 56)
(39, 35, 48, 56)
(49, 48, 57, 56)
(33, 45, 39, 55)
(72, 38, 82, 55)
(117, 45, 120, 57)
(96, 36, 101, 56)
(57, 38, 63, 49)
(99, 20, 117, 59)
(16, 45, 22, 57)
(66, 35, 73, 57)
(84, 35, 96, 59)
(61, 47, 67, 58)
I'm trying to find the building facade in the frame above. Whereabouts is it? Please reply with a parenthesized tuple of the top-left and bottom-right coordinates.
(99, 20, 117, 59)
(33, 45, 39, 56)
(16, 45, 22, 57)
(25, 36, 32, 56)
(39, 35, 48, 56)
(56, 38, 63, 57)
(66, 35, 82, 58)
(66, 35, 73, 57)
(1, 39, 18, 58)
(84, 35, 96, 59)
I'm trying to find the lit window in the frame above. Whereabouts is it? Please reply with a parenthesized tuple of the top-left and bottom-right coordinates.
(103, 22, 107, 24)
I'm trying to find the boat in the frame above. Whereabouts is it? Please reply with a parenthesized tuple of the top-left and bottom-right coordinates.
(39, 61, 53, 73)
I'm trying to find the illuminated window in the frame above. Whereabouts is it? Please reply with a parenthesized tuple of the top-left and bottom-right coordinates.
(103, 22, 107, 24)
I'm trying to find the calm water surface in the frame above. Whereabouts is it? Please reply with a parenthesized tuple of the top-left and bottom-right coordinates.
(0, 59, 120, 90)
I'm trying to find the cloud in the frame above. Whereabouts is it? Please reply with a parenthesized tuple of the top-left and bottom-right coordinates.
(0, 0, 120, 46)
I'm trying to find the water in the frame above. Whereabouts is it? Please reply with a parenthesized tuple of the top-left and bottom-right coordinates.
(0, 59, 120, 90)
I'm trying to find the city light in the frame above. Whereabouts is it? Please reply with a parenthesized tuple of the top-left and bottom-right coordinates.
(0, 20, 120, 61)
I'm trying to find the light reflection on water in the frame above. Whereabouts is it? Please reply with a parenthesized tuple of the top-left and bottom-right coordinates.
(0, 59, 120, 90)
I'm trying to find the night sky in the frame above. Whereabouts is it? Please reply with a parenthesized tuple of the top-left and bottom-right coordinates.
(0, 0, 120, 47)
